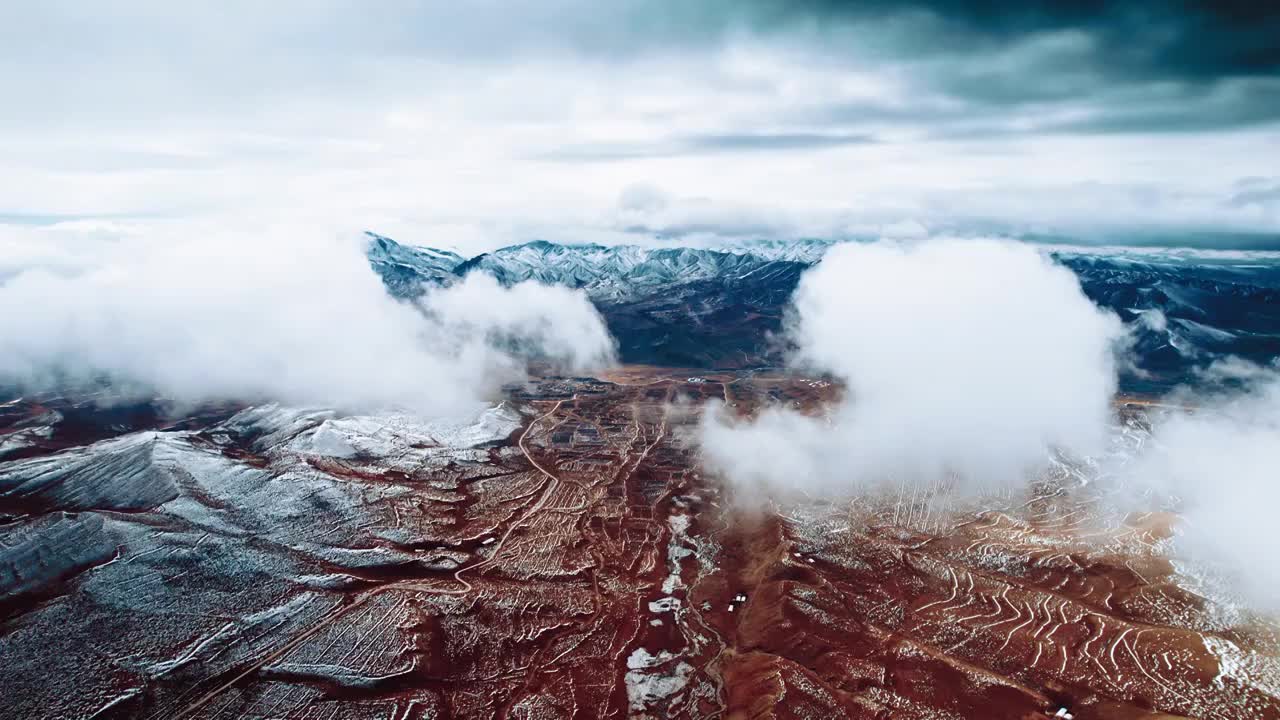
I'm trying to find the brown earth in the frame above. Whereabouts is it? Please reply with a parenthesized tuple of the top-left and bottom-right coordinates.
(0, 373, 1276, 719)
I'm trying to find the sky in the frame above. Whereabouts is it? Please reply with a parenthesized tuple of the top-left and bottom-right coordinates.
(1, 1, 1279, 254)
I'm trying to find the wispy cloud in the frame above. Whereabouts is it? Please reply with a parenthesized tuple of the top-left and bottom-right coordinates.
(539, 131, 875, 162)
(0, 225, 616, 414)
(699, 238, 1123, 496)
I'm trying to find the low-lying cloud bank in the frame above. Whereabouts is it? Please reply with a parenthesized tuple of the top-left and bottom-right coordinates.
(0, 227, 615, 415)
(1131, 370, 1280, 608)
(700, 238, 1124, 495)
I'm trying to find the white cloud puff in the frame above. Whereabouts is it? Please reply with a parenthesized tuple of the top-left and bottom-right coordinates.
(700, 238, 1124, 496)
(0, 225, 615, 415)
(1131, 372, 1280, 609)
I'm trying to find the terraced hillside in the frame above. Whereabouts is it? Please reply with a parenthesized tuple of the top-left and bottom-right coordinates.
(1, 375, 1276, 719)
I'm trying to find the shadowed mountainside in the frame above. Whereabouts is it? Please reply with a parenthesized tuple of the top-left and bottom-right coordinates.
(367, 233, 1280, 390)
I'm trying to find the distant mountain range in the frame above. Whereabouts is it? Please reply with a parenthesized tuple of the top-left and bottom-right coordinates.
(366, 232, 1280, 390)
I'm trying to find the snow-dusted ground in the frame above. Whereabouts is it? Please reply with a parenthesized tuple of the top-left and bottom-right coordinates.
(0, 431, 183, 511)
(625, 647, 695, 716)
(0, 423, 53, 459)
(293, 402, 521, 458)
(0, 400, 530, 719)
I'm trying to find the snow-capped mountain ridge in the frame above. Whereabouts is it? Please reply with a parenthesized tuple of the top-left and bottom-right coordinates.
(465, 241, 803, 300)
(365, 232, 464, 272)
(364, 232, 465, 296)
(364, 232, 1280, 388)
(368, 233, 810, 301)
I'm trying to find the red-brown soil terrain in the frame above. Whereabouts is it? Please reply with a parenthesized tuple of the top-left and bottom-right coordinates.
(0, 372, 1276, 719)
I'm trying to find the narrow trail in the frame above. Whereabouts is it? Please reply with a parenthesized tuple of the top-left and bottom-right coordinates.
(448, 396, 570, 579)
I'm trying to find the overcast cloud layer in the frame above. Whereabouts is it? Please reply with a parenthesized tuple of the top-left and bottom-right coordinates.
(1, 1, 1278, 254)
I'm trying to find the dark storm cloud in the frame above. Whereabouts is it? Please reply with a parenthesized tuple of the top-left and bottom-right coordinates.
(899, 77, 1280, 139)
(516, 0, 1279, 150)
(722, 0, 1280, 82)
(1054, 81, 1280, 134)
(668, 0, 1280, 134)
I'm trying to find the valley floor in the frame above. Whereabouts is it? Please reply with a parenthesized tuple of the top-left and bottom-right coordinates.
(0, 371, 1276, 719)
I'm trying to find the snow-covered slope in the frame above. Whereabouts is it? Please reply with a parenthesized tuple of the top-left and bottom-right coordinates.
(456, 240, 807, 301)
(365, 231, 465, 295)
(366, 234, 811, 303)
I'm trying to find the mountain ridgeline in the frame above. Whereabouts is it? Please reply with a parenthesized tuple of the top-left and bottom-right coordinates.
(366, 233, 1280, 391)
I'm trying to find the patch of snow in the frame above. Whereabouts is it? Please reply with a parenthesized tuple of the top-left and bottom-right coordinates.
(294, 402, 521, 458)
(1170, 557, 1245, 631)
(625, 648, 694, 714)
(668, 514, 690, 534)
(222, 405, 335, 449)
(0, 424, 53, 457)
(306, 423, 358, 457)
(1202, 634, 1280, 698)
(260, 661, 415, 690)
(660, 513, 693, 595)
(649, 596, 681, 614)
